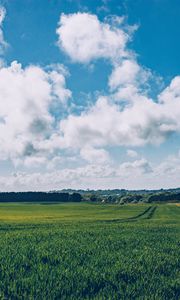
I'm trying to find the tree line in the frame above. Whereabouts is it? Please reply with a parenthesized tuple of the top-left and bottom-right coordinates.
(85, 191, 180, 204)
(0, 192, 82, 202)
(0, 190, 179, 204)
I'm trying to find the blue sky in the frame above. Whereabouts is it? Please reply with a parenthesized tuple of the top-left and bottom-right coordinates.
(0, 0, 180, 190)
(3, 0, 180, 74)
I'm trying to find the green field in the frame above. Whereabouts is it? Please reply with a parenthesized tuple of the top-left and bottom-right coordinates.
(0, 203, 179, 299)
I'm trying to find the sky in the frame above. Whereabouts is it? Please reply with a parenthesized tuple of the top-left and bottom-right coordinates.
(0, 0, 180, 191)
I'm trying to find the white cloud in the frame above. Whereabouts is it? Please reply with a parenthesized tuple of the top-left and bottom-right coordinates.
(127, 149, 138, 158)
(0, 61, 71, 163)
(158, 76, 180, 104)
(55, 83, 180, 151)
(23, 156, 47, 168)
(118, 158, 152, 176)
(155, 151, 180, 176)
(80, 146, 110, 164)
(56, 12, 130, 63)
(109, 59, 141, 90)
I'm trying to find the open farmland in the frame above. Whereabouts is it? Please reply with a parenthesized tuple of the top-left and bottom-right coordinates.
(0, 203, 179, 299)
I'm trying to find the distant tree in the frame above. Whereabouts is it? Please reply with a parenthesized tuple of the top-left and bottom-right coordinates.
(69, 193, 82, 202)
(90, 194, 98, 202)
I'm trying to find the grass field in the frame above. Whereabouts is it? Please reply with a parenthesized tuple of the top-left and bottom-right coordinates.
(0, 202, 179, 299)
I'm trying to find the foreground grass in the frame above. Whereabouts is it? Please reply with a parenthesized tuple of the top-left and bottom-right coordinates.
(0, 203, 179, 299)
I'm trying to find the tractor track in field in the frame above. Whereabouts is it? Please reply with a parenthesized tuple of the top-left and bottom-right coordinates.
(100, 205, 157, 224)
(146, 206, 157, 219)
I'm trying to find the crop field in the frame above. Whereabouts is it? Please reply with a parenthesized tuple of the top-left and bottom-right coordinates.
(0, 202, 179, 299)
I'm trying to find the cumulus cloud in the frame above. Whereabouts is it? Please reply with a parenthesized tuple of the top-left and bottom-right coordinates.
(55, 84, 180, 151)
(80, 146, 110, 164)
(109, 59, 140, 90)
(56, 12, 131, 63)
(155, 151, 180, 176)
(127, 149, 138, 158)
(158, 76, 180, 104)
(0, 61, 71, 163)
(118, 158, 152, 176)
